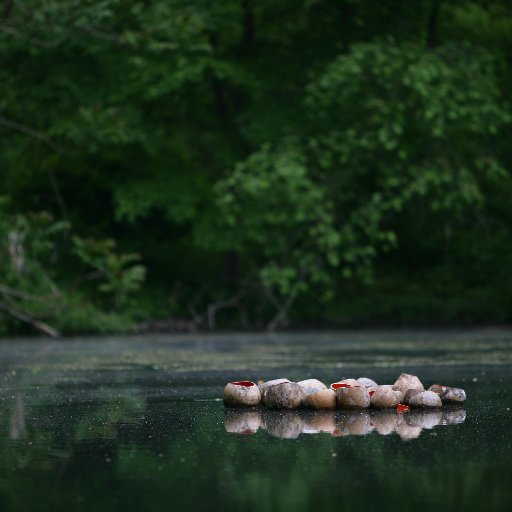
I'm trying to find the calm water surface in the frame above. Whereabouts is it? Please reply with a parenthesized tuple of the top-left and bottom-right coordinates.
(0, 331, 511, 511)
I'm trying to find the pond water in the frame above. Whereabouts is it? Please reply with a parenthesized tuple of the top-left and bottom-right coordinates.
(0, 330, 511, 511)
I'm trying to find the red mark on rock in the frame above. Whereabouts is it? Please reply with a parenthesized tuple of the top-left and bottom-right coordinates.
(331, 383, 362, 390)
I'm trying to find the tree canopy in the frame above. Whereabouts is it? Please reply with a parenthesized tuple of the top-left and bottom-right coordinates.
(1, 0, 512, 334)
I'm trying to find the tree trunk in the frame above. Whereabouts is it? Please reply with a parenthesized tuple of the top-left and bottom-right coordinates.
(426, 0, 442, 49)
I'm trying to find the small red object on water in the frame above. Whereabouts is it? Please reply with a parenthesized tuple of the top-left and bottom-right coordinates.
(231, 381, 256, 387)
(397, 403, 410, 413)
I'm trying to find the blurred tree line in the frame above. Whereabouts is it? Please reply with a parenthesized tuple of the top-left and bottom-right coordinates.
(1, 0, 511, 335)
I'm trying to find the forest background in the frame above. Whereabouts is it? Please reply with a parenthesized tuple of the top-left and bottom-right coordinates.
(1, 0, 511, 336)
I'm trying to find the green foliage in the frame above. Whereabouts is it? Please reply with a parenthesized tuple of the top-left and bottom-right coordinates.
(1, 0, 512, 332)
(0, 199, 146, 334)
(199, 144, 340, 298)
(0, 202, 68, 325)
(303, 40, 510, 278)
(73, 237, 146, 310)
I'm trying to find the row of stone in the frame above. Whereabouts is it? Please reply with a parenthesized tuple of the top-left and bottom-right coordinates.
(223, 373, 466, 409)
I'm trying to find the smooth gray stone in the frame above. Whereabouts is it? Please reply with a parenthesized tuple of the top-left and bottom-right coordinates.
(297, 378, 327, 396)
(408, 390, 442, 408)
(402, 388, 422, 405)
(357, 377, 379, 388)
(370, 385, 402, 408)
(392, 373, 425, 398)
(303, 389, 336, 410)
(336, 386, 370, 409)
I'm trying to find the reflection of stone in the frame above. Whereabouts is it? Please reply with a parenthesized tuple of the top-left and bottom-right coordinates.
(370, 411, 399, 435)
(409, 391, 442, 408)
(395, 420, 423, 441)
(265, 382, 305, 410)
(303, 389, 336, 410)
(9, 395, 26, 440)
(224, 381, 261, 407)
(337, 412, 372, 436)
(262, 411, 304, 439)
(442, 408, 466, 425)
(224, 410, 261, 434)
(225, 405, 466, 440)
(428, 384, 466, 404)
(406, 410, 442, 430)
(336, 386, 370, 409)
(302, 411, 337, 434)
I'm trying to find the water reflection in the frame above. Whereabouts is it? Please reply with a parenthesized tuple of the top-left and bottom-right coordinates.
(224, 408, 466, 440)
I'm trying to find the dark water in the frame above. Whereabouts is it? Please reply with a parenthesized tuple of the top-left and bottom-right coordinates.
(0, 331, 511, 511)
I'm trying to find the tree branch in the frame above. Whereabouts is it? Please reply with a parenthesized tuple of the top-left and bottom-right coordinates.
(0, 115, 64, 151)
(0, 282, 60, 303)
(0, 24, 64, 48)
(426, 0, 442, 49)
(2, 0, 13, 22)
(0, 300, 60, 337)
(207, 290, 244, 329)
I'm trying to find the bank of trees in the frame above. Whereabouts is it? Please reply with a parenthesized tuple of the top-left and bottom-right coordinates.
(1, 0, 511, 334)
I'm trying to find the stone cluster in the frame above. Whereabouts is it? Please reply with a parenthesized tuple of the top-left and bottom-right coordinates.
(223, 373, 466, 410)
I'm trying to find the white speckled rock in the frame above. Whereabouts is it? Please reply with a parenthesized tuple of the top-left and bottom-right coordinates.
(336, 385, 370, 409)
(223, 381, 261, 407)
(259, 378, 290, 404)
(224, 410, 261, 434)
(303, 389, 337, 410)
(408, 390, 442, 408)
(428, 384, 466, 404)
(357, 377, 378, 388)
(370, 385, 402, 408)
(265, 382, 305, 410)
(297, 379, 327, 396)
(392, 373, 425, 398)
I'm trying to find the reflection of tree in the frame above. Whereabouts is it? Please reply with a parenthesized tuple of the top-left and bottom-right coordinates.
(0, 380, 146, 477)
(9, 395, 26, 440)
